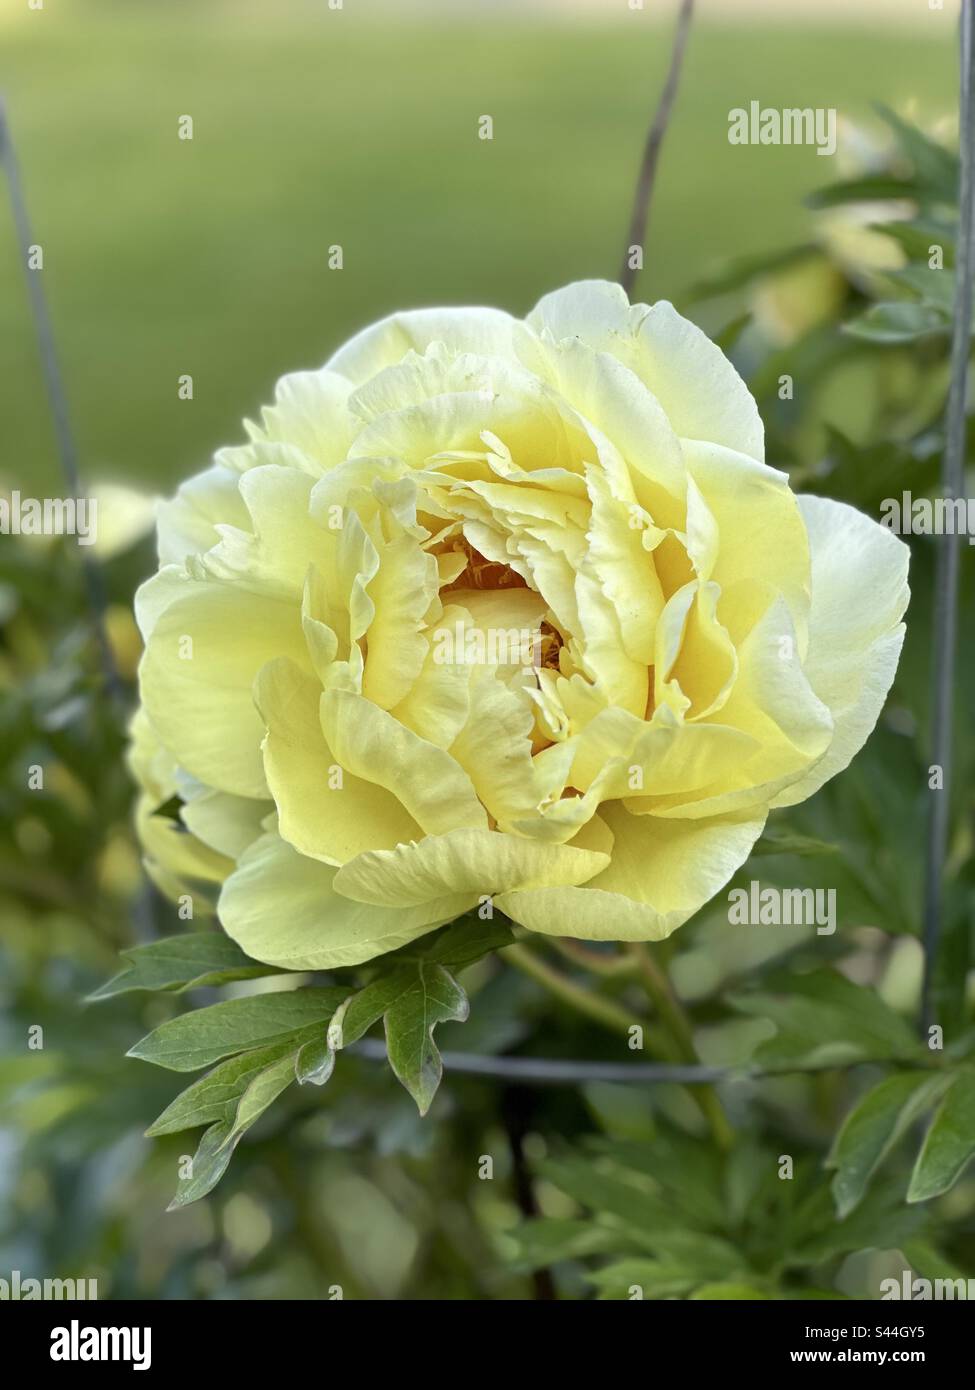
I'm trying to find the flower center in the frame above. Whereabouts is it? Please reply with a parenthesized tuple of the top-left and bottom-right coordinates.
(442, 537, 528, 593)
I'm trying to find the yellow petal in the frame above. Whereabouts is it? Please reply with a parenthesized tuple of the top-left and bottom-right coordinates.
(683, 440, 811, 652)
(771, 495, 909, 807)
(634, 301, 765, 461)
(256, 657, 422, 863)
(333, 825, 610, 908)
(498, 802, 766, 941)
(320, 688, 488, 834)
(140, 583, 309, 798)
(220, 833, 469, 969)
(327, 306, 517, 385)
(247, 368, 355, 472)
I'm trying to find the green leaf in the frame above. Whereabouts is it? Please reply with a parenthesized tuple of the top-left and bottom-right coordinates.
(713, 311, 752, 355)
(219, 1053, 297, 1148)
(329, 962, 468, 1114)
(732, 970, 919, 1068)
(907, 1070, 975, 1202)
(151, 793, 185, 823)
(871, 217, 956, 265)
(146, 1036, 317, 1136)
(508, 1218, 626, 1271)
(128, 986, 349, 1072)
(588, 1259, 697, 1299)
(828, 1071, 949, 1217)
(89, 932, 285, 1000)
(886, 264, 955, 312)
(537, 1154, 685, 1236)
(166, 1120, 238, 1211)
(842, 301, 950, 344)
(874, 103, 958, 198)
(805, 174, 918, 210)
(589, 1135, 726, 1229)
(752, 828, 839, 858)
(686, 243, 818, 301)
(689, 1283, 770, 1300)
(421, 914, 514, 968)
(794, 1183, 926, 1263)
(902, 1239, 971, 1284)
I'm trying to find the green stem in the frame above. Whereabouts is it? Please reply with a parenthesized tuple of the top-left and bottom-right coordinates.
(503, 942, 636, 1039)
(629, 942, 734, 1150)
(549, 937, 636, 978)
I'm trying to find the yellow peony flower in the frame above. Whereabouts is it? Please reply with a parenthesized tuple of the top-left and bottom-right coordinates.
(133, 280, 909, 968)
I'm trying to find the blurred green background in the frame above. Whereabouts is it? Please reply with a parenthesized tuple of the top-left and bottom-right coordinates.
(0, 0, 956, 493)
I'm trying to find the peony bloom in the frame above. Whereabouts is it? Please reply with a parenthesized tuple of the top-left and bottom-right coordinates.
(133, 281, 909, 968)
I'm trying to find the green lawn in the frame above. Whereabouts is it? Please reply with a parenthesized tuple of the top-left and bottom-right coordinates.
(0, 0, 955, 493)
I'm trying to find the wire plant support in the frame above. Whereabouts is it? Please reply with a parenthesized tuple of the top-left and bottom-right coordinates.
(920, 0, 974, 1037)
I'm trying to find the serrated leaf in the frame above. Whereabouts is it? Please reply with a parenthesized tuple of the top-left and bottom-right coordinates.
(907, 1070, 975, 1203)
(166, 1120, 239, 1211)
(89, 932, 284, 1001)
(828, 1071, 949, 1218)
(128, 986, 349, 1072)
(330, 962, 468, 1114)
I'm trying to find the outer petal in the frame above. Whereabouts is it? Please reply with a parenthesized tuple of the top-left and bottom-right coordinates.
(634, 301, 765, 461)
(497, 802, 766, 941)
(219, 833, 471, 969)
(180, 789, 271, 860)
(136, 793, 231, 910)
(525, 279, 636, 349)
(332, 824, 611, 908)
(770, 494, 910, 808)
(139, 583, 309, 798)
(524, 282, 764, 461)
(156, 465, 250, 566)
(327, 306, 517, 384)
(246, 368, 356, 473)
(128, 711, 235, 909)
